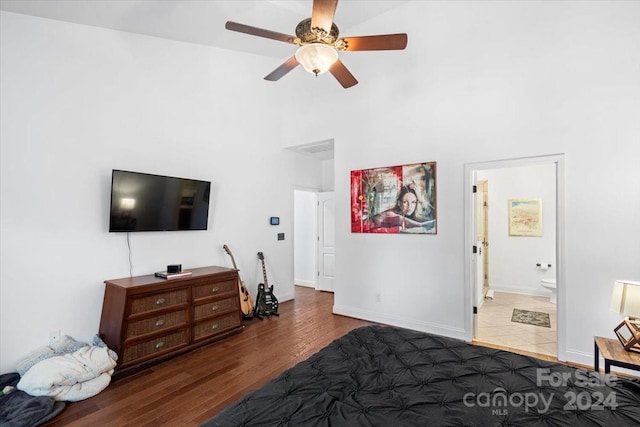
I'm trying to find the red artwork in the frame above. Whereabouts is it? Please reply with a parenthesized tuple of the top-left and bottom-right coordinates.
(351, 162, 437, 234)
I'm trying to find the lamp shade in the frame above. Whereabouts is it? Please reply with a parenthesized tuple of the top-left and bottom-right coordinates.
(610, 280, 640, 317)
(295, 43, 338, 76)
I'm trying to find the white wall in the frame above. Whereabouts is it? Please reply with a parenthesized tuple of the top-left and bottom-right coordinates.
(281, 1, 640, 366)
(0, 12, 323, 372)
(478, 164, 556, 296)
(322, 159, 335, 192)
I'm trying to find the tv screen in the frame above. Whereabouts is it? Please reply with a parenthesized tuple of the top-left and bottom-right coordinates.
(109, 170, 211, 232)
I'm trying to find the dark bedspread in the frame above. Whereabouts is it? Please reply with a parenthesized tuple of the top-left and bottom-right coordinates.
(0, 373, 65, 427)
(204, 325, 640, 426)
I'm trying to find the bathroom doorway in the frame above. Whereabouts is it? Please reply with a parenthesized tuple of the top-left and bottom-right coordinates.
(465, 155, 565, 360)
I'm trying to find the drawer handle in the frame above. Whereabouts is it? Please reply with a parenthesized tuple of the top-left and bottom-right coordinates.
(211, 305, 219, 312)
(155, 319, 165, 327)
(156, 298, 166, 305)
(155, 341, 165, 349)
(211, 324, 219, 330)
(211, 287, 220, 293)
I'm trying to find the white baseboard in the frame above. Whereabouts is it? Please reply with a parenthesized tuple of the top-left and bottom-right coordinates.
(333, 304, 467, 341)
(295, 280, 316, 288)
(490, 284, 550, 298)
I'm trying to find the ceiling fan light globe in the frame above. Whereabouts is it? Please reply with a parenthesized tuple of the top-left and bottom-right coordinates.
(295, 43, 338, 76)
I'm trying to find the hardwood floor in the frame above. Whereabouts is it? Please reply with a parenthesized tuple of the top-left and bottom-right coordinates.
(43, 286, 374, 426)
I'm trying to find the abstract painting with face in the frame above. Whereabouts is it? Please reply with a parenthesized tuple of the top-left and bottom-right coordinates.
(351, 162, 437, 234)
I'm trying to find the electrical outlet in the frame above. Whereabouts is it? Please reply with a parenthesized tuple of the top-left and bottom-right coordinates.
(49, 330, 61, 346)
(375, 293, 381, 303)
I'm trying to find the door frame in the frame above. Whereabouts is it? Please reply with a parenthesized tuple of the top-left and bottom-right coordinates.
(463, 154, 567, 361)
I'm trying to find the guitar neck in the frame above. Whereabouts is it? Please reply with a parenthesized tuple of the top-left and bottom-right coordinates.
(223, 246, 239, 273)
(261, 260, 269, 287)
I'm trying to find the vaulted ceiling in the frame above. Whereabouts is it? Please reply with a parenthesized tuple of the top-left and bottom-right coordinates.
(1, 0, 413, 160)
(0, 0, 409, 59)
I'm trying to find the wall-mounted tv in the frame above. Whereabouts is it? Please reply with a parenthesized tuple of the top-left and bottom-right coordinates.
(109, 169, 211, 232)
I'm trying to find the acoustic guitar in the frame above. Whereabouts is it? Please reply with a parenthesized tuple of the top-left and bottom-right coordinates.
(223, 244, 254, 318)
(254, 252, 279, 317)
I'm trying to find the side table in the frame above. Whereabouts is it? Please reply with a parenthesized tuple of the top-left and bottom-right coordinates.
(594, 336, 640, 374)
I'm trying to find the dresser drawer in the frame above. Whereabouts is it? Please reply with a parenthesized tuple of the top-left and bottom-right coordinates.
(193, 313, 241, 341)
(193, 296, 238, 321)
(193, 279, 236, 300)
(121, 329, 188, 365)
(129, 288, 189, 316)
(125, 309, 188, 339)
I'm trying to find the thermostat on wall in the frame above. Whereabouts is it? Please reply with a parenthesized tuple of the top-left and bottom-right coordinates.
(270, 217, 280, 225)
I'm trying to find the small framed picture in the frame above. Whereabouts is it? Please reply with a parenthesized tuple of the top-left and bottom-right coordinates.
(508, 198, 542, 237)
(270, 217, 280, 226)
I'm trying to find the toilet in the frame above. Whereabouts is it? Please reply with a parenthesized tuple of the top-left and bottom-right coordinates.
(541, 278, 557, 304)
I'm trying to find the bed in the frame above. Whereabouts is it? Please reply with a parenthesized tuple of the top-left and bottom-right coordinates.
(203, 325, 640, 426)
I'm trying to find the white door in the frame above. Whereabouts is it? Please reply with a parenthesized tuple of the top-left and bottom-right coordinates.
(476, 181, 490, 298)
(473, 180, 489, 339)
(317, 192, 335, 292)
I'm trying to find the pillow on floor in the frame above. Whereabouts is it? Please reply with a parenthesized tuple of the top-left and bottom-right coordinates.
(16, 336, 88, 376)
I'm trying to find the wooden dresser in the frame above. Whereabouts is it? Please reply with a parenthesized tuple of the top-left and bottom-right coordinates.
(99, 266, 243, 377)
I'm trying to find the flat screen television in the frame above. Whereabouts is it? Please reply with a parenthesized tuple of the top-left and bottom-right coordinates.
(109, 169, 211, 232)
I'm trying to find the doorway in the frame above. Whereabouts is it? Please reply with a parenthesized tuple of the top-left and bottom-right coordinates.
(464, 154, 566, 360)
(293, 189, 336, 292)
(293, 189, 318, 289)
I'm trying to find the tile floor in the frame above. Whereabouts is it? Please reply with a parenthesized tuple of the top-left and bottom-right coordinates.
(476, 291, 557, 357)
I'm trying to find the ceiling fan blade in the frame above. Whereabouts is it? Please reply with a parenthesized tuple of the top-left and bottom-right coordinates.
(225, 21, 296, 44)
(311, 0, 338, 34)
(329, 59, 358, 89)
(264, 56, 300, 81)
(342, 34, 408, 51)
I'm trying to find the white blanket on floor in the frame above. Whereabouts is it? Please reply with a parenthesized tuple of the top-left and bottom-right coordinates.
(17, 345, 117, 401)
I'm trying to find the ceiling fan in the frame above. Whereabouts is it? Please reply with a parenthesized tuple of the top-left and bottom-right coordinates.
(225, 0, 408, 88)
